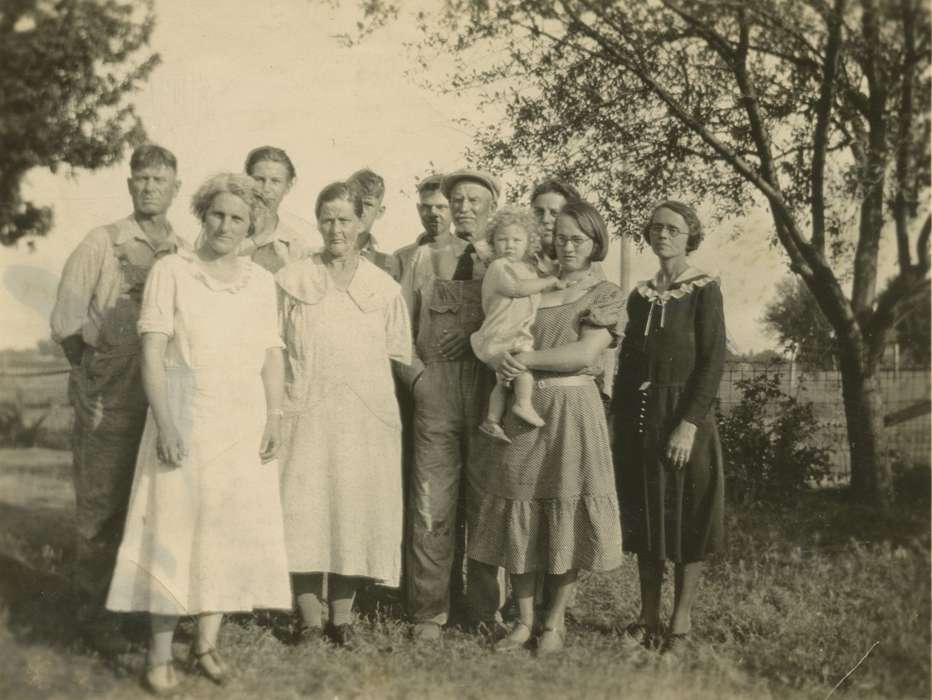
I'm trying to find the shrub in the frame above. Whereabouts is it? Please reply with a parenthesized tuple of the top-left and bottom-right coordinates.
(717, 372, 832, 504)
(0, 400, 47, 448)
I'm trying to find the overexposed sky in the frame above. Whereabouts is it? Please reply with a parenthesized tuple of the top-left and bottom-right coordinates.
(0, 0, 895, 352)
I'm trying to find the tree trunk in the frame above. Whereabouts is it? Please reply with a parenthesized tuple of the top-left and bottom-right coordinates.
(836, 341, 894, 506)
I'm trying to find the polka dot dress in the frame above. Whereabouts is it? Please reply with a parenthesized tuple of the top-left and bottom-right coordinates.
(466, 282, 624, 574)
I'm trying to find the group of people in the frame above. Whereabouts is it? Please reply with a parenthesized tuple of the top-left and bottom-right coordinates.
(50, 143, 727, 694)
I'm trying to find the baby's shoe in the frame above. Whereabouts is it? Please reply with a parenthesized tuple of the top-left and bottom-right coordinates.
(479, 420, 512, 443)
(512, 403, 545, 428)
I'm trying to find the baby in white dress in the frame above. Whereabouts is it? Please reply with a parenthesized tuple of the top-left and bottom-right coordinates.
(470, 206, 568, 442)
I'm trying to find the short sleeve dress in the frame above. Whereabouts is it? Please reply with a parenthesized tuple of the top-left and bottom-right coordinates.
(106, 251, 292, 614)
(611, 269, 726, 563)
(466, 281, 624, 574)
(275, 255, 412, 586)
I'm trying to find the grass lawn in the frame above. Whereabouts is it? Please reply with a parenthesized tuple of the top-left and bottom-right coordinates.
(0, 447, 928, 699)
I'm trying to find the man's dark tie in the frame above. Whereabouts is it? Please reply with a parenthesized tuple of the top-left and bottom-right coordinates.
(452, 243, 475, 281)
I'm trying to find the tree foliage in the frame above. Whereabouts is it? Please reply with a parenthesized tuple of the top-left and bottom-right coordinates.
(0, 0, 160, 247)
(763, 276, 838, 369)
(352, 0, 930, 505)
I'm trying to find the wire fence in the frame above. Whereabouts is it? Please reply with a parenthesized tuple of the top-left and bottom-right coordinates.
(718, 360, 931, 479)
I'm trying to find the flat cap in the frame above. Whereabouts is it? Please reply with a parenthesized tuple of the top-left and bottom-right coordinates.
(416, 173, 446, 192)
(442, 169, 500, 202)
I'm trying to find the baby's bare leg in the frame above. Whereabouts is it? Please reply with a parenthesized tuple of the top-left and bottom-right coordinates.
(511, 372, 545, 427)
(487, 379, 508, 424)
(478, 378, 512, 443)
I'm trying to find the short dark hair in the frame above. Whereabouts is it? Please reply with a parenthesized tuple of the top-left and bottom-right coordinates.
(315, 181, 364, 220)
(347, 168, 385, 200)
(530, 177, 581, 205)
(643, 200, 704, 253)
(130, 144, 177, 173)
(558, 200, 609, 262)
(244, 146, 296, 181)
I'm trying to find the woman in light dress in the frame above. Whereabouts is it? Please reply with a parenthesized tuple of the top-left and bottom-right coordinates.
(106, 174, 292, 693)
(276, 181, 412, 647)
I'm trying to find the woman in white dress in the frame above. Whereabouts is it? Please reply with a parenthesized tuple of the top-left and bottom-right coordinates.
(276, 181, 411, 647)
(106, 174, 292, 693)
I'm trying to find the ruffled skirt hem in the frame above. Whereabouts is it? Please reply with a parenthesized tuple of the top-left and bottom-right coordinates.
(466, 486, 623, 574)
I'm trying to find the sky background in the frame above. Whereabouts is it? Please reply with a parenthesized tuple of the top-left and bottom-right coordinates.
(0, 0, 900, 353)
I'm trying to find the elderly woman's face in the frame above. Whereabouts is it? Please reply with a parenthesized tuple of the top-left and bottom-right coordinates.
(647, 207, 690, 261)
(249, 160, 292, 212)
(554, 214, 594, 272)
(317, 197, 361, 258)
(202, 192, 252, 256)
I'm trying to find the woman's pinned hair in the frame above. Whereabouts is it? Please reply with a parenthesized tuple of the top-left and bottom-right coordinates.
(190, 173, 269, 236)
(315, 181, 364, 220)
(642, 200, 704, 253)
(558, 200, 609, 262)
(530, 177, 581, 205)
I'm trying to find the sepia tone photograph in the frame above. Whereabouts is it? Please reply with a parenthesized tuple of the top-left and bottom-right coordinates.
(0, 0, 929, 698)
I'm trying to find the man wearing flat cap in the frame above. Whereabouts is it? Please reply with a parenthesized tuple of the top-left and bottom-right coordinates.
(399, 168, 503, 640)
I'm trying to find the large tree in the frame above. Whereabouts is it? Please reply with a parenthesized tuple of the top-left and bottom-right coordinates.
(356, 0, 930, 506)
(0, 0, 160, 247)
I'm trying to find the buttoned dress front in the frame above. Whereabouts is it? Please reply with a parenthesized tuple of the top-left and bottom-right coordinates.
(612, 269, 726, 563)
(276, 255, 412, 586)
(106, 252, 292, 614)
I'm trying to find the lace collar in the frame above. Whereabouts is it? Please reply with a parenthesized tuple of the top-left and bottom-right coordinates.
(276, 253, 399, 312)
(179, 248, 254, 293)
(636, 267, 717, 303)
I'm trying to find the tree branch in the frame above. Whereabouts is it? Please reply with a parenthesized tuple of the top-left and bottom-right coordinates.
(917, 214, 931, 272)
(811, 0, 846, 254)
(851, 0, 888, 316)
(893, 0, 918, 272)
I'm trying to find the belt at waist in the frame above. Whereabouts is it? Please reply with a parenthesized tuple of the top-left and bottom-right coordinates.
(418, 349, 479, 364)
(534, 375, 595, 389)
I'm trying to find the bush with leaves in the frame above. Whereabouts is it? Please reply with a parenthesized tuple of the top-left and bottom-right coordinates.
(718, 372, 832, 505)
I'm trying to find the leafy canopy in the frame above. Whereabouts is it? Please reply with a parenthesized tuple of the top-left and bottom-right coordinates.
(0, 0, 160, 247)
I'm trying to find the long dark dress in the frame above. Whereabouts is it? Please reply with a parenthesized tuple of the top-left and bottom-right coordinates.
(612, 270, 726, 563)
(467, 282, 624, 575)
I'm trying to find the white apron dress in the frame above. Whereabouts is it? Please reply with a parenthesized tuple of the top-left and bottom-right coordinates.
(106, 251, 292, 615)
(276, 255, 412, 586)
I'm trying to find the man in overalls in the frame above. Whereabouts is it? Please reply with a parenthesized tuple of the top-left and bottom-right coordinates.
(50, 144, 183, 654)
(400, 169, 503, 641)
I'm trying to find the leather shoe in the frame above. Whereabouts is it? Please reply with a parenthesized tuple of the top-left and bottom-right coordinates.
(325, 623, 356, 648)
(411, 621, 443, 641)
(494, 620, 532, 653)
(536, 625, 565, 656)
(617, 621, 662, 650)
(143, 661, 179, 696)
(660, 632, 690, 655)
(189, 646, 227, 685)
